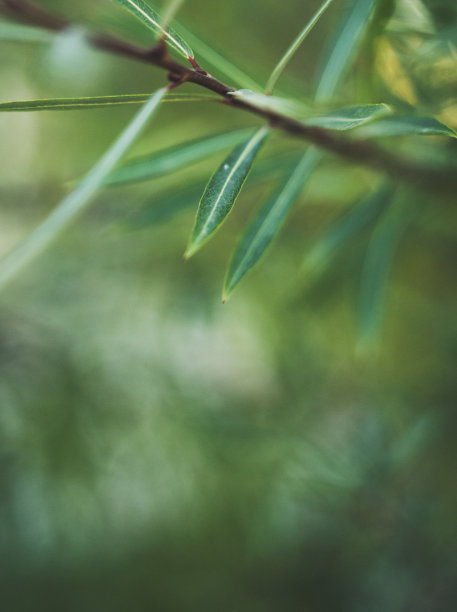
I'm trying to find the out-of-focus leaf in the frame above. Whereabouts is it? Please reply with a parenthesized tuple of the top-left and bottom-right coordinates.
(105, 128, 253, 186)
(304, 104, 392, 130)
(0, 93, 217, 112)
(265, 0, 335, 94)
(223, 148, 320, 300)
(112, 0, 193, 58)
(227, 90, 310, 119)
(354, 115, 457, 138)
(314, 0, 379, 102)
(0, 20, 53, 42)
(303, 183, 395, 278)
(0, 87, 166, 290)
(185, 127, 269, 258)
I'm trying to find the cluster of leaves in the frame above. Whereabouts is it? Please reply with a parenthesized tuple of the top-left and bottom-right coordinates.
(0, 0, 456, 343)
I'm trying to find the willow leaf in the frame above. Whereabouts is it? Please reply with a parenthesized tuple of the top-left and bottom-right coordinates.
(227, 90, 311, 119)
(0, 88, 166, 290)
(354, 115, 457, 139)
(185, 127, 270, 258)
(265, 0, 335, 94)
(304, 104, 391, 130)
(0, 93, 216, 112)
(0, 21, 53, 43)
(113, 0, 193, 58)
(105, 128, 253, 186)
(223, 148, 320, 300)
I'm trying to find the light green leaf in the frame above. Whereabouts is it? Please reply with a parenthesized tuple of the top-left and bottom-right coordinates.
(265, 0, 335, 94)
(0, 93, 217, 112)
(354, 115, 457, 139)
(0, 20, 54, 43)
(304, 104, 392, 130)
(105, 128, 253, 186)
(223, 148, 321, 300)
(303, 183, 395, 278)
(185, 127, 270, 258)
(0, 87, 166, 290)
(314, 0, 379, 102)
(113, 0, 193, 58)
(227, 90, 311, 119)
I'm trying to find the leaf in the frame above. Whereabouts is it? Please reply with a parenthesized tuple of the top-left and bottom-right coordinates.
(303, 183, 395, 278)
(0, 20, 53, 43)
(105, 128, 253, 186)
(314, 0, 379, 102)
(304, 104, 392, 130)
(223, 148, 321, 300)
(0, 93, 217, 112)
(112, 0, 193, 58)
(265, 0, 335, 94)
(185, 127, 270, 258)
(0, 88, 166, 290)
(354, 115, 457, 139)
(227, 90, 311, 119)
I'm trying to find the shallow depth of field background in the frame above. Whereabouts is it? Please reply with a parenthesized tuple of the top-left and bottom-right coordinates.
(1, 0, 457, 610)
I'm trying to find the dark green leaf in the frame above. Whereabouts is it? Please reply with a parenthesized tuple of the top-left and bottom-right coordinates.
(355, 115, 457, 138)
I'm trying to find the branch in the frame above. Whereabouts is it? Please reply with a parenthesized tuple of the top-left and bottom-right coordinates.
(1, 0, 456, 195)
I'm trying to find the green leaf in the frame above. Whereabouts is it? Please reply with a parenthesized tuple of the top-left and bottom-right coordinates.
(112, 0, 193, 58)
(0, 88, 166, 290)
(303, 183, 395, 278)
(223, 148, 321, 300)
(0, 93, 217, 112)
(0, 20, 54, 43)
(354, 115, 457, 139)
(105, 128, 253, 186)
(227, 90, 311, 119)
(185, 127, 270, 258)
(304, 104, 392, 130)
(314, 0, 379, 102)
(265, 0, 335, 94)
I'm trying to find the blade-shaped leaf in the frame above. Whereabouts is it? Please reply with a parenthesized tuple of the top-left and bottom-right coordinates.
(0, 87, 166, 290)
(304, 104, 392, 130)
(354, 115, 457, 139)
(227, 90, 311, 119)
(0, 20, 54, 43)
(105, 128, 253, 186)
(265, 0, 335, 94)
(185, 127, 270, 258)
(303, 183, 395, 278)
(113, 0, 193, 58)
(0, 93, 217, 112)
(223, 148, 321, 300)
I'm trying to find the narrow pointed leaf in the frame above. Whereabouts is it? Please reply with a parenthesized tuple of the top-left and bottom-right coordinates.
(223, 148, 320, 300)
(185, 127, 270, 258)
(0, 21, 54, 43)
(227, 90, 311, 119)
(0, 88, 166, 290)
(113, 0, 193, 58)
(354, 115, 457, 139)
(265, 0, 335, 94)
(0, 93, 217, 112)
(304, 104, 392, 130)
(105, 128, 253, 186)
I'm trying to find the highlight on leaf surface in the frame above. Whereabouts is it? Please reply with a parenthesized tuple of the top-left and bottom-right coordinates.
(223, 148, 321, 301)
(113, 0, 193, 59)
(227, 90, 311, 119)
(0, 88, 166, 290)
(353, 115, 457, 139)
(185, 127, 270, 259)
(304, 104, 392, 130)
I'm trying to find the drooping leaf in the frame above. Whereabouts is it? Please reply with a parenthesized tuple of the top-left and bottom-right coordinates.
(314, 0, 379, 102)
(112, 0, 193, 58)
(0, 93, 217, 112)
(185, 127, 270, 258)
(304, 104, 392, 130)
(0, 20, 54, 43)
(0, 88, 166, 290)
(354, 115, 457, 139)
(303, 183, 395, 278)
(223, 148, 321, 300)
(105, 128, 253, 186)
(265, 0, 335, 94)
(227, 90, 311, 119)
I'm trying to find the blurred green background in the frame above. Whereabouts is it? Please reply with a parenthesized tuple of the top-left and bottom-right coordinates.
(1, 0, 457, 610)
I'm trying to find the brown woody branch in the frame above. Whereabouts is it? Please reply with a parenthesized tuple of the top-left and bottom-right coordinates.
(1, 0, 456, 194)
